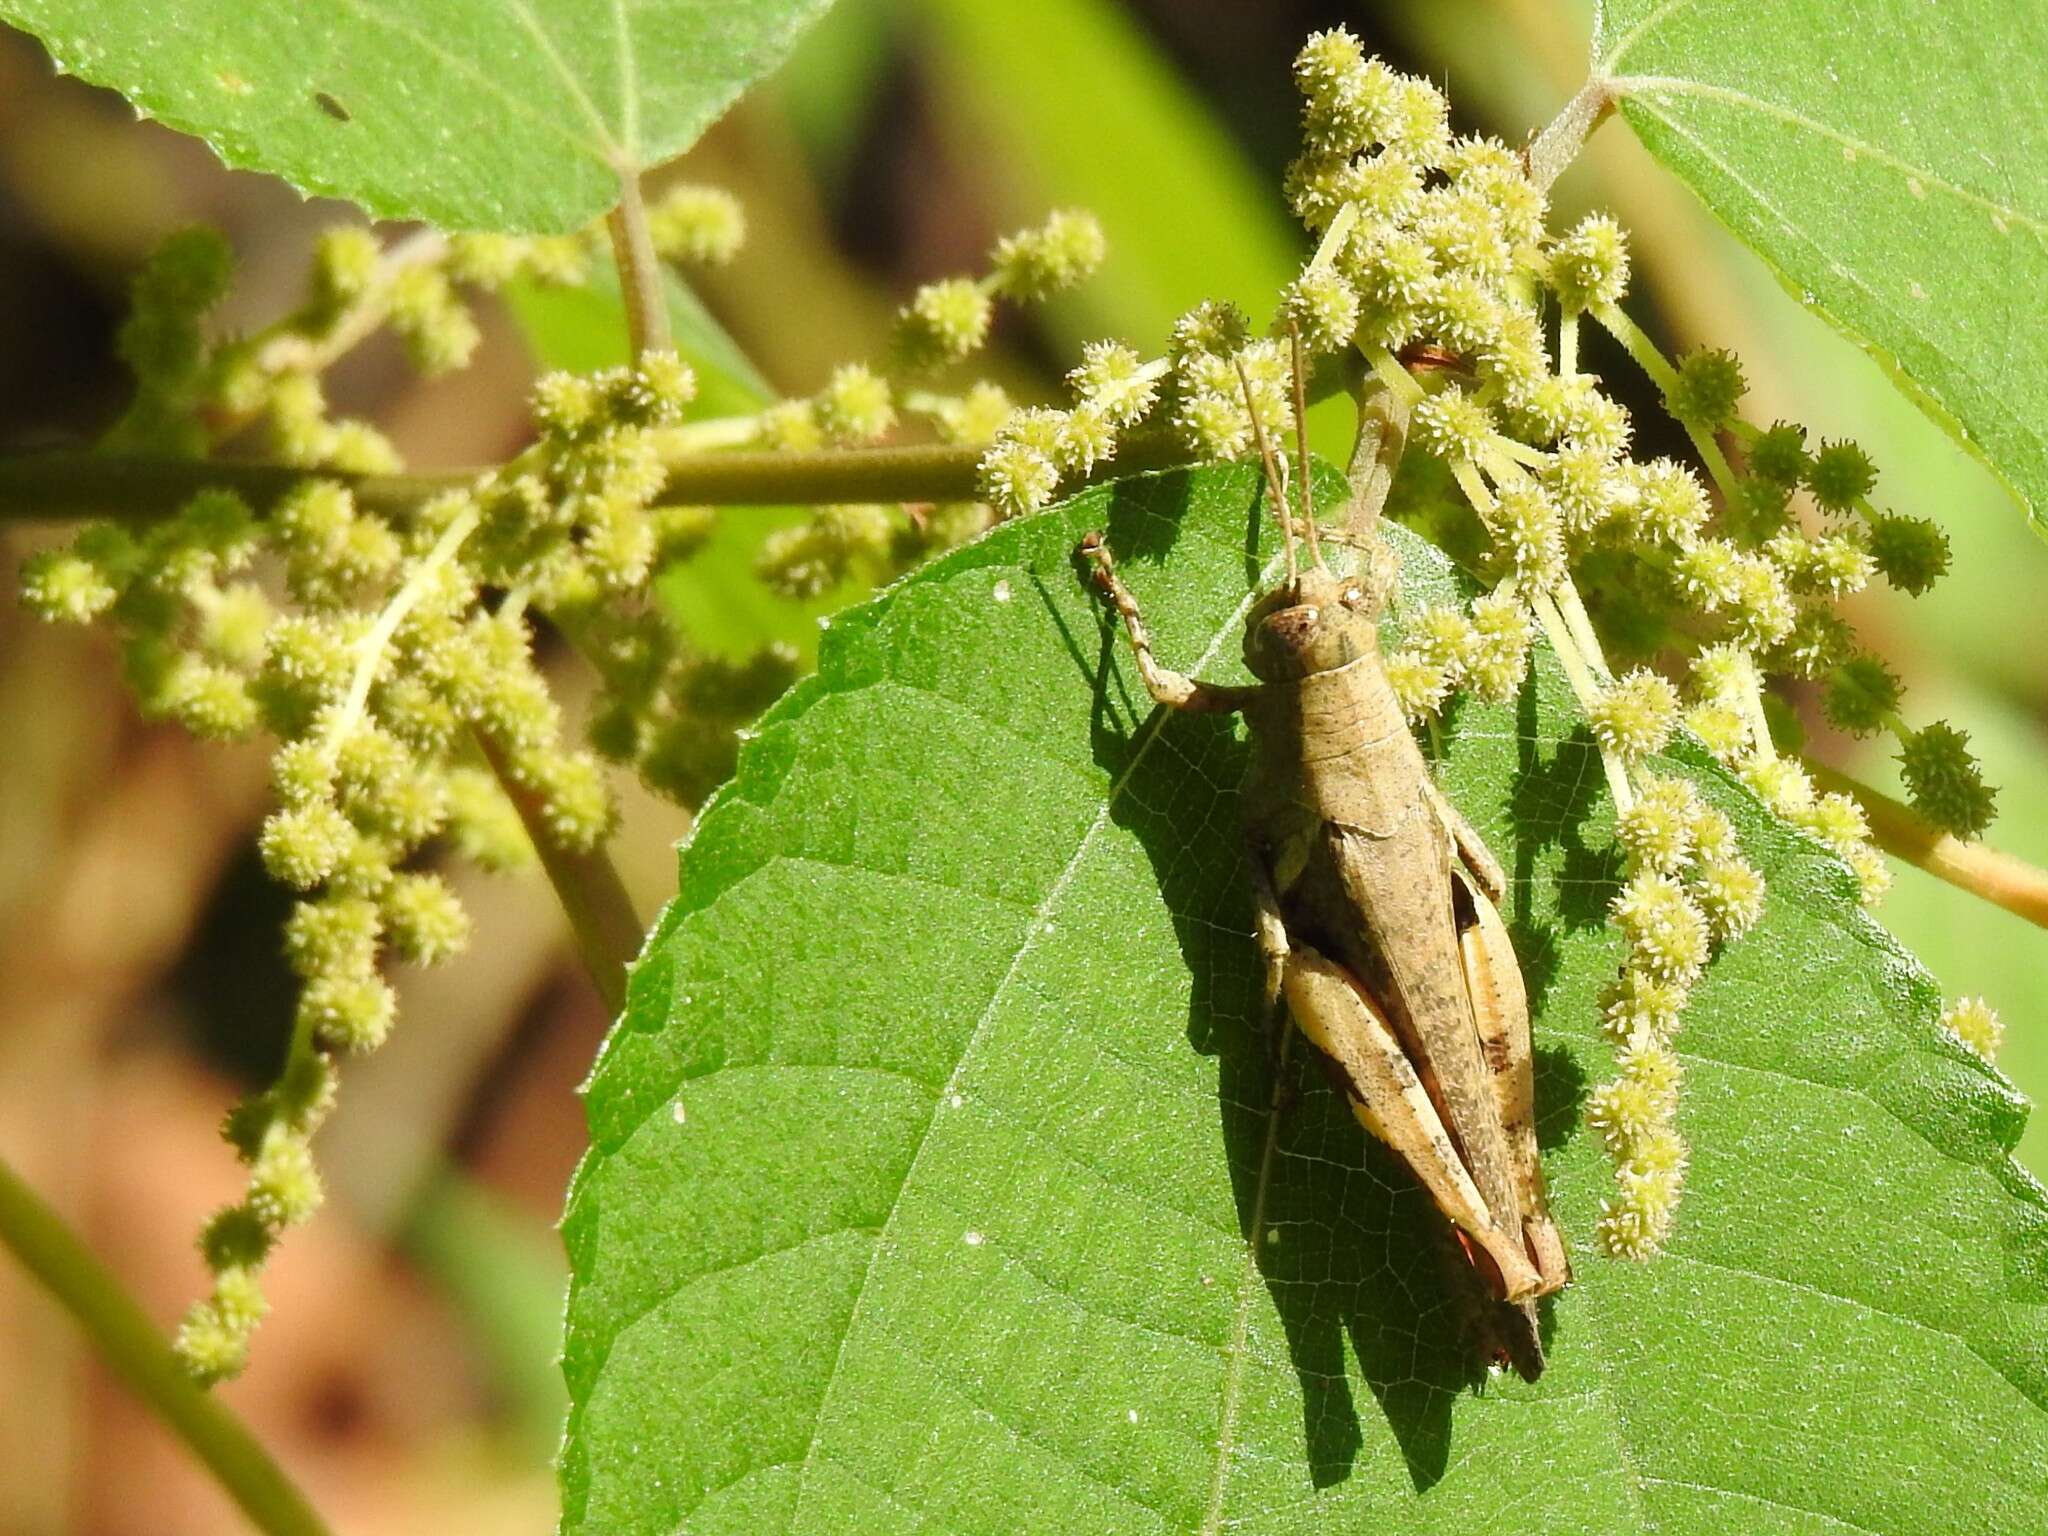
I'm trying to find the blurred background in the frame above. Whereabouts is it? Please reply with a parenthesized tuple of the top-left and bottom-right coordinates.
(2, 1, 2042, 1530)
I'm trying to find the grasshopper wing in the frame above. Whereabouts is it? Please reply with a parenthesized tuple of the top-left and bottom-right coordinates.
(1281, 943, 1545, 1301)
(1454, 868, 1571, 1294)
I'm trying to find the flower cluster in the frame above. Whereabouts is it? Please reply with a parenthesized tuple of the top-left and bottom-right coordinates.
(17, 178, 1143, 1377)
(16, 207, 794, 1377)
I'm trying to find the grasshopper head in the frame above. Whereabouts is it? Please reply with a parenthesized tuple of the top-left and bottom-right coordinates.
(1243, 564, 1385, 681)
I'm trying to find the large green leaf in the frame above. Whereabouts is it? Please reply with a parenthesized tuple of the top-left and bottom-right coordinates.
(0, 0, 835, 231)
(1593, 0, 2048, 532)
(560, 462, 2048, 1532)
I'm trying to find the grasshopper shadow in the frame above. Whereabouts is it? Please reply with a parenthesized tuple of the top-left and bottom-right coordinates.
(1063, 533, 1494, 1498)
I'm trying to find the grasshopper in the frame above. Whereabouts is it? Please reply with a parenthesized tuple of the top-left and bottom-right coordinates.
(1078, 341, 1569, 1378)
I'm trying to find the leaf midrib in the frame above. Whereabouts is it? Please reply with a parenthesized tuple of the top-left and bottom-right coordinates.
(1604, 73, 2048, 237)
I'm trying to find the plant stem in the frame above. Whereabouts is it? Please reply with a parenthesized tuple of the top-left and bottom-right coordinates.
(1589, 303, 1741, 498)
(1808, 762, 2048, 932)
(0, 434, 1209, 528)
(1343, 377, 1413, 542)
(607, 169, 673, 360)
(474, 733, 641, 1016)
(1522, 76, 1615, 192)
(0, 1152, 334, 1536)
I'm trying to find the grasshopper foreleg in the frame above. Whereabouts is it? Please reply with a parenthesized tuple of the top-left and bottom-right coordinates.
(1078, 533, 1253, 716)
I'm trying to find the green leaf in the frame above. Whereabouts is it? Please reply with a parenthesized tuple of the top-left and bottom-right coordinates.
(561, 462, 2048, 1532)
(0, 0, 836, 232)
(1593, 0, 2048, 532)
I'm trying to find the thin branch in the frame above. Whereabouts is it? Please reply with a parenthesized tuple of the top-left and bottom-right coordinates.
(0, 433, 1207, 527)
(1808, 762, 2048, 932)
(0, 1152, 334, 1536)
(1522, 75, 1616, 192)
(474, 733, 641, 1016)
(606, 169, 673, 360)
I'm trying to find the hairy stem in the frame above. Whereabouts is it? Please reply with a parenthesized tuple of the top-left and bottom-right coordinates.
(0, 435, 1204, 525)
(474, 734, 641, 1016)
(0, 1152, 334, 1536)
(1343, 373, 1413, 543)
(1522, 76, 1615, 192)
(1808, 762, 2048, 932)
(1589, 303, 1740, 497)
(607, 170, 674, 360)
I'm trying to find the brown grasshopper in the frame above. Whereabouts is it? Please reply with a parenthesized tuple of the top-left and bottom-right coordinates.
(1078, 343, 1569, 1378)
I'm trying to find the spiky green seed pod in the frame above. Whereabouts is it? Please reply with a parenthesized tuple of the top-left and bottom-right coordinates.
(1805, 438, 1878, 511)
(1823, 655, 1902, 737)
(1867, 512, 1951, 596)
(1747, 421, 1810, 486)
(1897, 720, 1997, 839)
(1664, 347, 1746, 429)
(199, 1204, 274, 1272)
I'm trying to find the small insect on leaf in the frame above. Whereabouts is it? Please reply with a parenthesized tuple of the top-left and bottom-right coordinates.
(1078, 330, 1567, 1377)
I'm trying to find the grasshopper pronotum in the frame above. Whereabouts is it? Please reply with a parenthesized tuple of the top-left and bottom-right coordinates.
(1078, 338, 1569, 1377)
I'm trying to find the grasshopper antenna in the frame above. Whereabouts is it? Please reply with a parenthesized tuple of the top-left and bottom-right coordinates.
(1237, 355, 1298, 583)
(1288, 321, 1327, 574)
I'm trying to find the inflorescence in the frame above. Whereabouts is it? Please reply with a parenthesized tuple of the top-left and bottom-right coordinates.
(964, 27, 1999, 1261)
